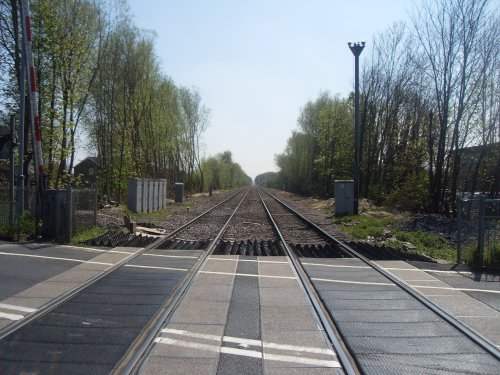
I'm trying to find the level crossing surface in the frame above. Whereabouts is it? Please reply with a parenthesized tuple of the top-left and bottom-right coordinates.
(0, 213, 499, 374)
(301, 257, 500, 374)
(0, 242, 499, 374)
(138, 255, 343, 375)
(0, 243, 203, 374)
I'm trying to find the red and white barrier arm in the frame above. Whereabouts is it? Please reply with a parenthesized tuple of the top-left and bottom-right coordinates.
(20, 0, 45, 188)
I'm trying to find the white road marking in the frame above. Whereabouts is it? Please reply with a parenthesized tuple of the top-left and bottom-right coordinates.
(0, 251, 192, 272)
(61, 245, 107, 253)
(311, 277, 395, 287)
(303, 262, 477, 277)
(146, 253, 198, 259)
(264, 342, 335, 355)
(162, 328, 335, 355)
(0, 251, 94, 263)
(305, 263, 499, 294)
(413, 285, 500, 294)
(155, 336, 260, 356)
(0, 311, 24, 321)
(224, 336, 262, 347)
(162, 329, 221, 342)
(221, 345, 262, 358)
(208, 258, 288, 264)
(0, 303, 36, 313)
(302, 262, 370, 269)
(199, 270, 296, 280)
(125, 264, 188, 272)
(206, 258, 238, 262)
(155, 336, 340, 367)
(382, 266, 473, 276)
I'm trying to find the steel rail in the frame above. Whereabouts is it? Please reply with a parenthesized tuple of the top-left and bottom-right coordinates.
(262, 188, 500, 361)
(257, 188, 361, 375)
(113, 189, 251, 375)
(0, 188, 245, 341)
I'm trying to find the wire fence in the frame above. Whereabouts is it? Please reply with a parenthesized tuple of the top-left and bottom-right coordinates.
(457, 195, 500, 269)
(0, 187, 96, 242)
(42, 188, 97, 242)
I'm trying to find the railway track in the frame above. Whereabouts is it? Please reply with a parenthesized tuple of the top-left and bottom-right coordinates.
(0, 189, 246, 374)
(260, 187, 500, 374)
(0, 186, 498, 374)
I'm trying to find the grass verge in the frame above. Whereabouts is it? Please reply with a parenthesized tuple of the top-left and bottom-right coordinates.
(125, 205, 179, 222)
(71, 226, 108, 245)
(334, 214, 457, 263)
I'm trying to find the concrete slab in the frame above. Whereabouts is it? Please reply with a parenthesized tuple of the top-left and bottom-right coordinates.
(260, 287, 309, 307)
(258, 257, 341, 371)
(460, 317, 500, 345)
(9, 281, 81, 299)
(428, 295, 500, 317)
(137, 255, 237, 375)
(262, 329, 331, 354)
(192, 273, 235, 285)
(259, 262, 295, 277)
(47, 269, 104, 283)
(139, 254, 343, 374)
(202, 258, 238, 273)
(261, 305, 319, 332)
(183, 284, 233, 302)
(139, 357, 217, 375)
(170, 299, 230, 325)
(259, 277, 298, 288)
(0, 296, 46, 309)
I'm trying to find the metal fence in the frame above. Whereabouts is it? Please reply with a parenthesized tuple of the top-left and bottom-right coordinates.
(42, 188, 97, 243)
(457, 195, 500, 269)
(0, 187, 96, 242)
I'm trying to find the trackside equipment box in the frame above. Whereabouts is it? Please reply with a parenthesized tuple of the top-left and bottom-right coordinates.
(334, 180, 354, 216)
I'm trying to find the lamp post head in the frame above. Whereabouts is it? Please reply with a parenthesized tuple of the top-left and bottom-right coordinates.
(348, 41, 365, 57)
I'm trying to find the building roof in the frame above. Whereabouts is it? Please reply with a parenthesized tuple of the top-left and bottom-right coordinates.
(74, 156, 100, 169)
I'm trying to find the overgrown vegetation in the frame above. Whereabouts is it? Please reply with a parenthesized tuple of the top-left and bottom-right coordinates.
(70, 226, 108, 245)
(257, 0, 499, 215)
(0, 211, 37, 240)
(334, 214, 457, 263)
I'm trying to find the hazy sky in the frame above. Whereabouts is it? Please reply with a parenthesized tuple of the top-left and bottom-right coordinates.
(127, 0, 414, 180)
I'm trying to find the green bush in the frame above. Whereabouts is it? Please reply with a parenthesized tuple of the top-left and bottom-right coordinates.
(0, 211, 37, 239)
(462, 241, 500, 269)
(384, 172, 429, 212)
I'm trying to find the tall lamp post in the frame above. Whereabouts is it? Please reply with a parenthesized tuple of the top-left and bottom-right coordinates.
(348, 41, 365, 215)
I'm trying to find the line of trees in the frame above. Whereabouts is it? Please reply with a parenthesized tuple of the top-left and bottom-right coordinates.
(0, 0, 249, 203)
(259, 0, 499, 214)
(195, 151, 252, 192)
